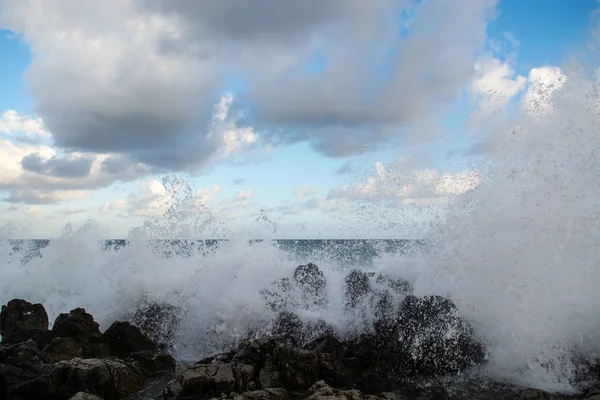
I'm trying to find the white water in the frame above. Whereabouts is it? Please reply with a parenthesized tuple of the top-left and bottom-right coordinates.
(2, 46, 600, 396)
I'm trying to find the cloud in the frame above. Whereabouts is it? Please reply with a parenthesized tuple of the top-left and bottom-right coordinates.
(294, 186, 318, 199)
(328, 159, 481, 207)
(21, 153, 95, 178)
(522, 66, 566, 116)
(0, 136, 154, 204)
(470, 54, 527, 114)
(0, 110, 50, 139)
(336, 160, 354, 175)
(1, 0, 499, 168)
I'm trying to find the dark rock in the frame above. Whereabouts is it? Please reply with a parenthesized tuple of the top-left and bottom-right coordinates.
(306, 380, 391, 400)
(160, 362, 237, 400)
(11, 358, 144, 400)
(129, 302, 180, 350)
(391, 295, 486, 376)
(344, 270, 371, 308)
(69, 392, 104, 400)
(226, 387, 290, 400)
(51, 308, 108, 358)
(0, 299, 49, 345)
(294, 263, 327, 304)
(102, 321, 157, 359)
(509, 388, 557, 399)
(128, 350, 176, 376)
(375, 274, 413, 296)
(0, 341, 49, 398)
(43, 337, 83, 363)
(272, 312, 304, 346)
(0, 372, 6, 400)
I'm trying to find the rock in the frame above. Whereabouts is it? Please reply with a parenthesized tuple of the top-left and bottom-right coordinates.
(0, 299, 49, 345)
(102, 321, 156, 359)
(129, 302, 180, 350)
(294, 263, 327, 305)
(69, 392, 104, 400)
(160, 362, 237, 400)
(375, 274, 413, 296)
(0, 370, 6, 400)
(11, 358, 144, 400)
(51, 308, 108, 358)
(344, 270, 371, 308)
(43, 337, 83, 363)
(128, 350, 176, 376)
(509, 388, 557, 399)
(306, 380, 391, 400)
(272, 312, 304, 346)
(414, 386, 449, 400)
(226, 388, 290, 400)
(0, 339, 48, 396)
(390, 295, 486, 376)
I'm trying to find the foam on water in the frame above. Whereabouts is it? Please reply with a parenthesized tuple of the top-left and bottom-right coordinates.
(1, 39, 600, 395)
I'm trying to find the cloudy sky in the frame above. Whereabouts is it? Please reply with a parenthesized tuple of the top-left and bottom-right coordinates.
(0, 0, 596, 238)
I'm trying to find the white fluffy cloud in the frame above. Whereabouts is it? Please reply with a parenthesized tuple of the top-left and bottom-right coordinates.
(522, 66, 566, 116)
(471, 55, 527, 114)
(329, 160, 481, 207)
(0, 110, 50, 139)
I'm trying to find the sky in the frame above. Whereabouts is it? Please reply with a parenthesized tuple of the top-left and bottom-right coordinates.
(0, 0, 597, 239)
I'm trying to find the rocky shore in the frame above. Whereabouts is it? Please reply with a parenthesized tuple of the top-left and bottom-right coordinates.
(1, 263, 599, 400)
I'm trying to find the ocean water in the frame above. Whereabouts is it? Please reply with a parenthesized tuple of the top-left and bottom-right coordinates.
(2, 36, 600, 397)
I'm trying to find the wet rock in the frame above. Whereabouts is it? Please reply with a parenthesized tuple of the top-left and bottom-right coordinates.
(414, 386, 449, 400)
(390, 295, 486, 376)
(0, 339, 48, 395)
(375, 274, 413, 296)
(225, 387, 290, 400)
(0, 371, 6, 400)
(129, 302, 180, 350)
(69, 392, 104, 400)
(344, 270, 371, 308)
(0, 299, 49, 345)
(294, 263, 326, 293)
(509, 388, 557, 399)
(43, 337, 83, 363)
(51, 308, 109, 358)
(272, 312, 304, 346)
(294, 263, 327, 305)
(102, 321, 157, 359)
(11, 358, 144, 400)
(128, 350, 176, 376)
(306, 380, 390, 400)
(160, 362, 237, 400)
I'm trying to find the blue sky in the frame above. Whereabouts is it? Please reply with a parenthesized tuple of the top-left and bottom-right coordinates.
(0, 0, 597, 239)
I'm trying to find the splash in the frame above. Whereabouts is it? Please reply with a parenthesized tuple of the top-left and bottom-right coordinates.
(412, 58, 600, 391)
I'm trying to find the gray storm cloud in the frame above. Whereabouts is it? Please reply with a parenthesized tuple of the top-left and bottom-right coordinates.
(1, 0, 498, 170)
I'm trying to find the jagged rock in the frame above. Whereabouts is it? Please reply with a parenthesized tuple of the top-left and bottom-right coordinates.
(390, 295, 486, 376)
(0, 371, 6, 400)
(102, 321, 156, 359)
(0, 299, 49, 345)
(43, 337, 83, 363)
(272, 312, 304, 346)
(51, 308, 109, 358)
(294, 263, 327, 306)
(160, 362, 237, 400)
(344, 270, 371, 308)
(509, 388, 557, 399)
(0, 339, 48, 396)
(129, 302, 180, 350)
(127, 350, 176, 376)
(11, 358, 144, 400)
(69, 392, 104, 400)
(225, 388, 290, 400)
(306, 380, 391, 400)
(375, 274, 413, 296)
